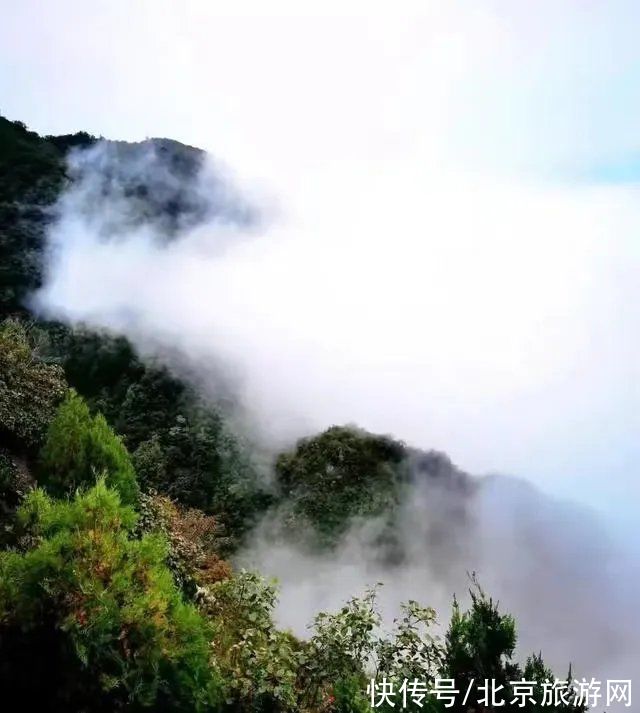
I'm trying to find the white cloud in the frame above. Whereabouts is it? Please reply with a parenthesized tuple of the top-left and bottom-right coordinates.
(38, 141, 640, 519)
(7, 0, 639, 679)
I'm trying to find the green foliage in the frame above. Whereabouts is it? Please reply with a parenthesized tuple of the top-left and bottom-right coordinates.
(308, 589, 381, 684)
(40, 324, 272, 541)
(132, 434, 167, 488)
(40, 324, 155, 434)
(0, 449, 21, 535)
(199, 576, 446, 713)
(135, 410, 228, 505)
(375, 600, 444, 683)
(0, 319, 67, 449)
(444, 578, 585, 713)
(117, 369, 186, 450)
(0, 480, 221, 711)
(0, 448, 35, 545)
(202, 571, 303, 711)
(0, 110, 271, 539)
(330, 676, 371, 713)
(0, 117, 66, 314)
(0, 116, 64, 204)
(0, 451, 15, 499)
(0, 115, 593, 713)
(275, 426, 407, 542)
(445, 582, 518, 689)
(519, 655, 586, 713)
(39, 389, 139, 504)
(45, 131, 97, 153)
(136, 491, 232, 596)
(305, 590, 444, 712)
(132, 407, 273, 544)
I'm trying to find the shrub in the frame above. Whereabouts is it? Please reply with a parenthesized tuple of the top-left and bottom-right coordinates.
(136, 491, 232, 596)
(0, 319, 66, 450)
(39, 390, 139, 504)
(0, 480, 221, 711)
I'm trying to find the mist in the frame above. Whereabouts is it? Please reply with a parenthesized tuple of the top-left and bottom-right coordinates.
(21, 3, 640, 691)
(31, 136, 640, 687)
(36, 139, 640, 518)
(19, 5, 640, 520)
(240, 466, 638, 681)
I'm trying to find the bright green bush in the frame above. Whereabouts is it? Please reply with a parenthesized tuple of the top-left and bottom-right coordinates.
(39, 389, 139, 504)
(0, 480, 221, 711)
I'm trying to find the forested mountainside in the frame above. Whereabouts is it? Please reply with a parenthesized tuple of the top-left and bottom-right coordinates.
(0, 115, 587, 712)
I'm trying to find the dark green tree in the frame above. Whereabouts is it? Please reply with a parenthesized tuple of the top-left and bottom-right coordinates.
(445, 579, 585, 713)
(275, 426, 407, 542)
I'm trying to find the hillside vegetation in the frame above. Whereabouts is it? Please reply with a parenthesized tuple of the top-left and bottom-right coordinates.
(0, 115, 587, 712)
